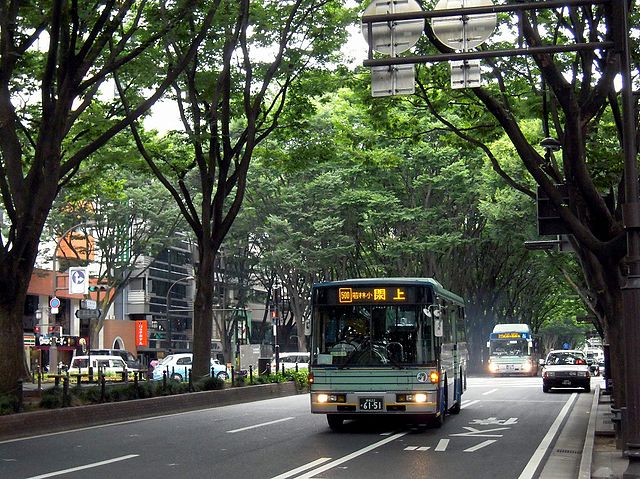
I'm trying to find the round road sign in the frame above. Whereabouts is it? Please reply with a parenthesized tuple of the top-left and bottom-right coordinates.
(362, 0, 424, 55)
(431, 0, 496, 51)
(50, 296, 61, 308)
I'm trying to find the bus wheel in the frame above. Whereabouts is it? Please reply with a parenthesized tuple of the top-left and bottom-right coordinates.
(327, 415, 344, 431)
(432, 411, 445, 428)
(449, 397, 461, 414)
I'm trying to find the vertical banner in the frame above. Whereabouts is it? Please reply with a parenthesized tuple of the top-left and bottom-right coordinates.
(135, 320, 148, 347)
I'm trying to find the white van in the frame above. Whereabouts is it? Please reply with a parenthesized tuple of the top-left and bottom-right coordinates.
(272, 352, 310, 372)
(68, 355, 128, 375)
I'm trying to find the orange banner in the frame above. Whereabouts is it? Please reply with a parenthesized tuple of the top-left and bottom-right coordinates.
(135, 320, 148, 347)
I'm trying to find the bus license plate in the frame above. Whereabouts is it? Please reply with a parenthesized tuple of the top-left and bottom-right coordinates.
(360, 398, 383, 411)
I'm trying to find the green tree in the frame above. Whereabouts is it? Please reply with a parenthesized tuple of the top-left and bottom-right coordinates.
(48, 155, 186, 346)
(119, 0, 352, 376)
(238, 82, 577, 366)
(538, 317, 590, 354)
(407, 0, 636, 406)
(0, 0, 219, 399)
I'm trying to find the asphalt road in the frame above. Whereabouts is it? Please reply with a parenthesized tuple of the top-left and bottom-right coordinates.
(0, 376, 592, 479)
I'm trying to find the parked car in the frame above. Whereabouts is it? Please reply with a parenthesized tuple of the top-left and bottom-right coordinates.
(540, 349, 591, 393)
(271, 352, 310, 372)
(90, 349, 143, 371)
(68, 355, 128, 375)
(152, 353, 228, 381)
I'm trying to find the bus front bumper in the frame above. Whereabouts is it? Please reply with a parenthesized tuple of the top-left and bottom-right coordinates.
(310, 391, 438, 415)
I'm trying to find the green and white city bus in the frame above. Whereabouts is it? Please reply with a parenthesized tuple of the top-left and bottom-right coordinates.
(309, 278, 468, 431)
(486, 323, 539, 376)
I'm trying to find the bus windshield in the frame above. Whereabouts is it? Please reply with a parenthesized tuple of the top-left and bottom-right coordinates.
(312, 304, 435, 367)
(490, 338, 529, 356)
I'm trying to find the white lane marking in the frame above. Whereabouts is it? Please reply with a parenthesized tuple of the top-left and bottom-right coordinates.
(435, 439, 449, 451)
(404, 445, 431, 452)
(227, 417, 294, 433)
(272, 432, 408, 479)
(269, 457, 332, 479)
(482, 388, 498, 396)
(0, 407, 228, 444)
(517, 392, 577, 479)
(464, 440, 496, 452)
(24, 455, 139, 479)
(450, 426, 508, 438)
(461, 399, 480, 409)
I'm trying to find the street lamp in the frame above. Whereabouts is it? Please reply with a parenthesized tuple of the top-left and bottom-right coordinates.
(49, 220, 94, 374)
(165, 276, 194, 353)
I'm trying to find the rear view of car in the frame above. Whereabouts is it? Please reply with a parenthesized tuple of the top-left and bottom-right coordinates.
(541, 350, 591, 393)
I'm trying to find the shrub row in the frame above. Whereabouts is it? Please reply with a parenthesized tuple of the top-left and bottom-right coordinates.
(0, 370, 309, 415)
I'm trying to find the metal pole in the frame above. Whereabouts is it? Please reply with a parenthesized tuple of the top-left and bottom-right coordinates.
(273, 287, 280, 373)
(614, 0, 640, 475)
(165, 275, 194, 353)
(49, 221, 89, 375)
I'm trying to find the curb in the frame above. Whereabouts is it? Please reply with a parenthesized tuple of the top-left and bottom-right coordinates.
(0, 382, 299, 442)
(579, 382, 600, 478)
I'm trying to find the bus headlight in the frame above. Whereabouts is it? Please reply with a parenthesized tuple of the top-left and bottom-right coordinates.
(523, 361, 532, 372)
(414, 393, 428, 403)
(315, 393, 345, 403)
(489, 362, 498, 373)
(396, 393, 429, 403)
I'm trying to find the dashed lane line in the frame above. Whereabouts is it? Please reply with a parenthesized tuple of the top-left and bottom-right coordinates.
(24, 455, 139, 479)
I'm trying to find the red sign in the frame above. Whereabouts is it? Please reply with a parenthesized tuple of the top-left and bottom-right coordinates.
(135, 320, 148, 347)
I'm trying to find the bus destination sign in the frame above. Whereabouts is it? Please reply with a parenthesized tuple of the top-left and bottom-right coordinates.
(495, 332, 528, 339)
(338, 287, 407, 304)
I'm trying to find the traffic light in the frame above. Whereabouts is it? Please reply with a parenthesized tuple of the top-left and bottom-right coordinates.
(88, 284, 109, 292)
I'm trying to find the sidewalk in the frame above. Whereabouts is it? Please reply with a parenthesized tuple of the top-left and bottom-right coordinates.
(586, 384, 629, 479)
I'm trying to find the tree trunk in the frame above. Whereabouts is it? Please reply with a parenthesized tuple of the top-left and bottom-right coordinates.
(192, 246, 215, 379)
(0, 257, 35, 397)
(0, 218, 46, 398)
(0, 298, 28, 399)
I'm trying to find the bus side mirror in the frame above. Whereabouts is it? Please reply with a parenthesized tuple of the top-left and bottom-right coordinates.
(434, 318, 443, 337)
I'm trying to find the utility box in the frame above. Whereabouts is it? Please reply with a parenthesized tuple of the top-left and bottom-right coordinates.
(239, 344, 261, 371)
